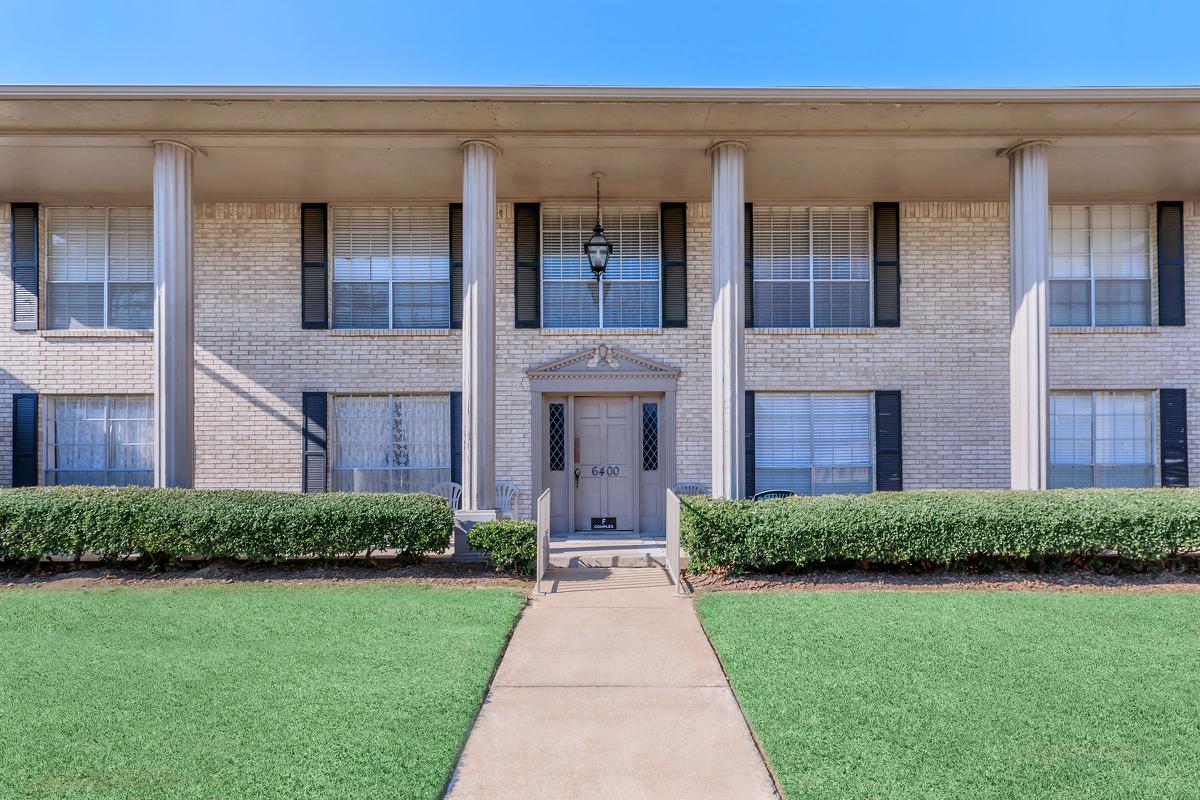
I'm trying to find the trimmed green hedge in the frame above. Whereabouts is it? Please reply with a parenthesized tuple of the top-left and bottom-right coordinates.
(680, 489, 1200, 572)
(0, 487, 453, 563)
(468, 520, 536, 574)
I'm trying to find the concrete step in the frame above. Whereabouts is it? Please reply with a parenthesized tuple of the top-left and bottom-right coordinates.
(548, 535, 682, 568)
(551, 551, 667, 568)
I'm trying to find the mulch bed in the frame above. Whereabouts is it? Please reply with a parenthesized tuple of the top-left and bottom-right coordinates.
(0, 560, 529, 590)
(687, 567, 1200, 593)
(7, 561, 1200, 594)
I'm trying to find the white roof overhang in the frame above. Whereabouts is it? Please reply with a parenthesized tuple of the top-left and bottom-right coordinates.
(2, 85, 1200, 203)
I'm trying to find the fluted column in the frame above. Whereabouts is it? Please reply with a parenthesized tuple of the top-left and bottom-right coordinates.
(1006, 140, 1051, 490)
(153, 140, 195, 488)
(709, 141, 747, 499)
(461, 141, 499, 512)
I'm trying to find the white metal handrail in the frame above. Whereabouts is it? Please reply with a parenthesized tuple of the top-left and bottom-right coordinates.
(666, 489, 683, 596)
(535, 488, 551, 595)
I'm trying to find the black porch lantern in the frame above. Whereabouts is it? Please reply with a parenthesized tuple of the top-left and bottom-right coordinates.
(584, 172, 612, 279)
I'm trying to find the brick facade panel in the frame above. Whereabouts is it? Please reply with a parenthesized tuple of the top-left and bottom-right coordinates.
(2, 198, 1198, 507)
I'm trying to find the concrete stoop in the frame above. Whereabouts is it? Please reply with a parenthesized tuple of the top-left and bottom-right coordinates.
(548, 535, 684, 568)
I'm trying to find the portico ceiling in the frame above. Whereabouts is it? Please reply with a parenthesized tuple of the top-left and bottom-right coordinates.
(3, 86, 1200, 203)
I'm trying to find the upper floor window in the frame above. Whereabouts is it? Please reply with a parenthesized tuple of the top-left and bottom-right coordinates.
(44, 395, 153, 486)
(46, 208, 154, 330)
(542, 205, 660, 329)
(330, 393, 451, 492)
(1050, 205, 1151, 327)
(752, 206, 871, 328)
(331, 206, 450, 330)
(1050, 390, 1155, 488)
(754, 392, 873, 496)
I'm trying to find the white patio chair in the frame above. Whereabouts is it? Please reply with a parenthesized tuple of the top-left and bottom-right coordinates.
(495, 480, 521, 518)
(673, 481, 710, 497)
(430, 481, 462, 511)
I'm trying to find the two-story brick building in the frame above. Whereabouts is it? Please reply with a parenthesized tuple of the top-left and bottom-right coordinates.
(1, 86, 1196, 534)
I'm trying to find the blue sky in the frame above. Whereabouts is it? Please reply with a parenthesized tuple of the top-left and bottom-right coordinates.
(4, 0, 1199, 87)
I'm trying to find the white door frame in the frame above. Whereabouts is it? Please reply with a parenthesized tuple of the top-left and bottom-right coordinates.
(527, 346, 679, 536)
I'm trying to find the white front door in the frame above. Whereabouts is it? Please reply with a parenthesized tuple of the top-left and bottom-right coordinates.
(573, 396, 635, 532)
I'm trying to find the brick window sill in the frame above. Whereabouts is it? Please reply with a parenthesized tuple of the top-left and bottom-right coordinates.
(329, 328, 456, 337)
(538, 328, 664, 336)
(748, 327, 877, 336)
(1050, 326, 1159, 335)
(39, 329, 153, 339)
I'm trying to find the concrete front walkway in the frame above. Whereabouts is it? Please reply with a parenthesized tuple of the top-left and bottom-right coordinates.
(446, 568, 779, 800)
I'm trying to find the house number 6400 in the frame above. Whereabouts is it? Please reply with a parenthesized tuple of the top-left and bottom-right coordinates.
(590, 465, 619, 477)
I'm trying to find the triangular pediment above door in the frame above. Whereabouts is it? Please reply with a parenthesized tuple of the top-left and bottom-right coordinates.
(525, 344, 681, 380)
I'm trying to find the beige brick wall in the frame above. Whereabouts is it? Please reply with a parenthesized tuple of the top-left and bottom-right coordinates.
(1049, 200, 1200, 482)
(0, 203, 155, 484)
(494, 202, 713, 517)
(747, 202, 1011, 488)
(191, 202, 462, 490)
(2, 198, 1198, 505)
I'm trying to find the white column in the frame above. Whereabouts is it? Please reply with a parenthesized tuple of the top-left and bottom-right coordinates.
(461, 140, 499, 512)
(1006, 140, 1051, 490)
(153, 140, 196, 488)
(708, 141, 747, 499)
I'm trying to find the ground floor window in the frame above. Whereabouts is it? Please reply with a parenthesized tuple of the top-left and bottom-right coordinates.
(44, 395, 153, 486)
(330, 394, 451, 492)
(1050, 390, 1155, 488)
(754, 392, 873, 495)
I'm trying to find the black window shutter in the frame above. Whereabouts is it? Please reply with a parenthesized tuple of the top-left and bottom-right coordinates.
(11, 203, 39, 331)
(514, 203, 541, 328)
(300, 203, 329, 329)
(1160, 388, 1189, 487)
(660, 203, 688, 327)
(744, 390, 756, 498)
(11, 393, 37, 487)
(449, 203, 464, 329)
(450, 391, 463, 486)
(875, 390, 903, 491)
(744, 203, 754, 328)
(1157, 202, 1185, 327)
(873, 202, 901, 327)
(301, 392, 328, 492)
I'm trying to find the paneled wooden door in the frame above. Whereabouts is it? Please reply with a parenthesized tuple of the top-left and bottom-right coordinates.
(573, 396, 635, 532)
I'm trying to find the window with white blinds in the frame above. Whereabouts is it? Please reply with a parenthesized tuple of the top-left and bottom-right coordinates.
(542, 205, 660, 329)
(46, 208, 154, 330)
(330, 394, 451, 492)
(1050, 205, 1151, 326)
(44, 395, 154, 486)
(754, 393, 873, 495)
(1050, 390, 1155, 488)
(753, 206, 871, 328)
(331, 207, 451, 329)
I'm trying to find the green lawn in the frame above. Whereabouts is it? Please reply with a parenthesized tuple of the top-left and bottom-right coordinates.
(697, 590, 1200, 800)
(0, 583, 524, 800)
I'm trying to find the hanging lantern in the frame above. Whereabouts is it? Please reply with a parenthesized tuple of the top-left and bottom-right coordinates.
(584, 172, 612, 280)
